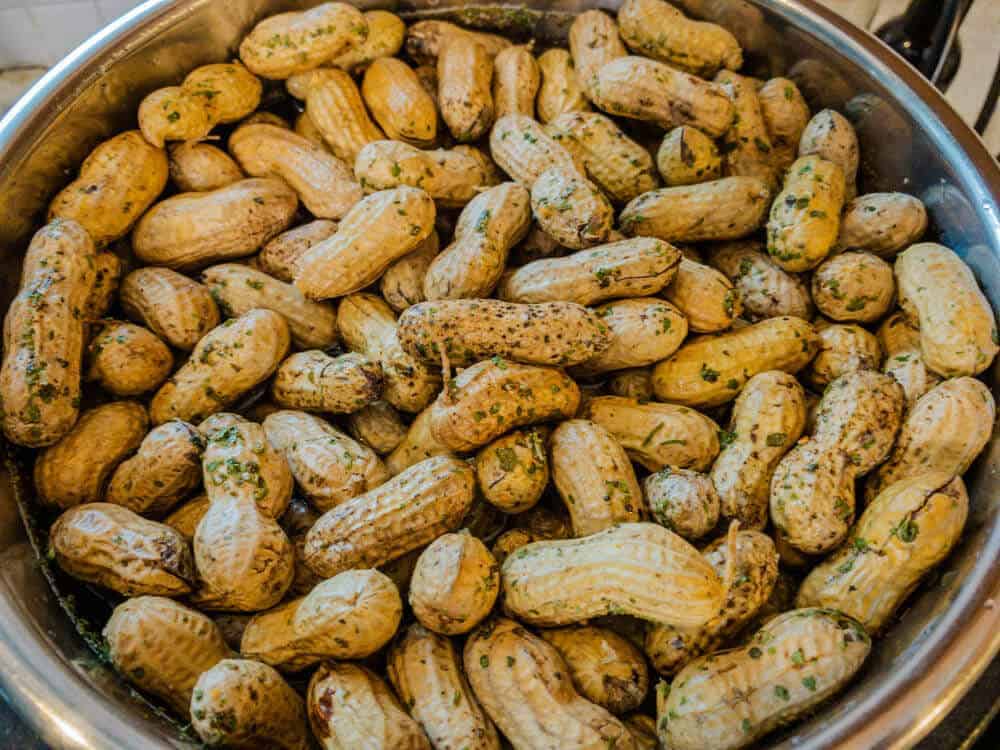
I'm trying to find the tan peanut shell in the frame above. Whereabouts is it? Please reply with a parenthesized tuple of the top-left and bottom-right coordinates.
(362, 58, 437, 146)
(656, 126, 722, 187)
(664, 258, 741, 333)
(877, 311, 941, 406)
(438, 33, 495, 141)
(895, 242, 999, 377)
(389, 622, 500, 750)
(137, 87, 212, 148)
(380, 231, 439, 312)
(546, 111, 658, 203)
(191, 659, 308, 750)
(164, 494, 210, 540)
(813, 250, 896, 323)
(716, 70, 776, 189)
(133, 178, 298, 270)
(569, 10, 627, 99)
(337, 293, 440, 413)
(241, 568, 402, 670)
(643, 468, 720, 541)
(302, 455, 473, 577)
(409, 532, 500, 635)
(355, 141, 494, 207)
(0, 220, 96, 447)
(290, 68, 385, 163)
(757, 77, 810, 170)
(475, 428, 548, 513)
(428, 358, 580, 452)
(499, 236, 680, 306)
(424, 182, 532, 300)
(384, 406, 454, 476)
(658, 609, 870, 750)
(258, 219, 339, 283)
(651, 316, 820, 408)
(502, 522, 726, 628)
(48, 131, 167, 246)
(49, 503, 194, 596)
(191, 495, 294, 611)
(836, 192, 928, 256)
(708, 240, 813, 321)
(34, 402, 148, 509)
(550, 419, 643, 536)
(202, 263, 338, 350)
(107, 419, 203, 515)
(120, 266, 220, 351)
(590, 56, 734, 137)
(711, 371, 806, 529)
(866, 377, 994, 502)
(294, 186, 435, 300)
(347, 400, 407, 455)
(618, 0, 741, 77)
(465, 618, 635, 749)
(540, 625, 650, 715)
(493, 45, 540, 119)
(398, 298, 610, 368)
(766, 156, 846, 272)
(263, 410, 388, 511)
(229, 123, 362, 219)
(328, 9, 405, 71)
(798, 108, 859, 200)
(798, 473, 968, 633)
(104, 596, 232, 714)
(169, 141, 244, 192)
(405, 20, 511, 65)
(537, 48, 591, 123)
(804, 322, 882, 390)
(182, 62, 262, 124)
(488, 113, 583, 186)
(582, 396, 720, 472)
(531, 165, 613, 249)
(645, 530, 778, 676)
(202, 419, 293, 519)
(150, 309, 290, 424)
(239, 2, 367, 79)
(620, 176, 771, 243)
(308, 662, 431, 750)
(272, 350, 382, 415)
(573, 298, 687, 377)
(770, 371, 905, 555)
(86, 321, 173, 396)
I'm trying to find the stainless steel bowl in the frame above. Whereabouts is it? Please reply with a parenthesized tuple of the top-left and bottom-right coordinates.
(0, 1, 998, 748)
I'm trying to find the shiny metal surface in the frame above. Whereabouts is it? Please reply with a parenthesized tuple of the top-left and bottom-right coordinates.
(0, 1, 998, 749)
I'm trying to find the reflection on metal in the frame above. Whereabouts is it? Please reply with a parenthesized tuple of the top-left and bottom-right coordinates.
(0, 2, 997, 750)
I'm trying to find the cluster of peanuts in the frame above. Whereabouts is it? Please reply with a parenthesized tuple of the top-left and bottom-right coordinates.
(1, 2, 997, 749)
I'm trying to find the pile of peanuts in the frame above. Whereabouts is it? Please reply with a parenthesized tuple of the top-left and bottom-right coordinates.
(1, 1, 996, 748)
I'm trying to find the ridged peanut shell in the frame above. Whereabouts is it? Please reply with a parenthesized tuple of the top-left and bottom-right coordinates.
(582, 396, 720, 472)
(104, 596, 231, 714)
(464, 618, 635, 750)
(34, 401, 148, 509)
(50, 503, 194, 596)
(240, 568, 402, 670)
(150, 309, 290, 424)
(303, 455, 475, 578)
(501, 522, 726, 628)
(48, 131, 167, 246)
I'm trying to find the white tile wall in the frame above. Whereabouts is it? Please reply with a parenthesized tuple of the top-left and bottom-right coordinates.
(0, 0, 144, 67)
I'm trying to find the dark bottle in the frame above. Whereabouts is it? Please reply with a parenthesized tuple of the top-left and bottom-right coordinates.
(876, 0, 969, 87)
